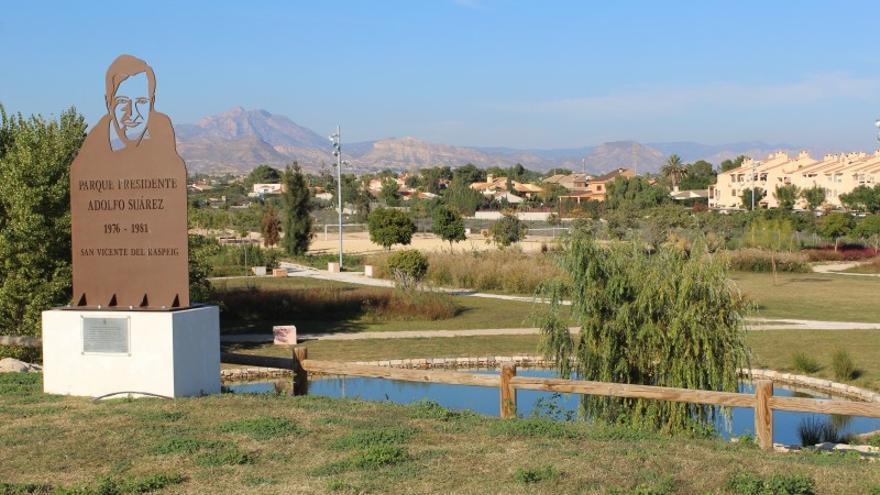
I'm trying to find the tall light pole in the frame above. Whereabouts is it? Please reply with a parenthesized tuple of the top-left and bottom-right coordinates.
(750, 161, 757, 211)
(330, 126, 343, 270)
(875, 119, 880, 142)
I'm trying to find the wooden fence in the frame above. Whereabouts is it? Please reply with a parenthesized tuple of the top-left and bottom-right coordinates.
(222, 348, 880, 451)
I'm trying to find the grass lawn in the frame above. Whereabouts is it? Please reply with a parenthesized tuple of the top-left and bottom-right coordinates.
(2, 374, 878, 494)
(747, 330, 880, 391)
(213, 277, 551, 335)
(227, 329, 880, 392)
(729, 271, 880, 323)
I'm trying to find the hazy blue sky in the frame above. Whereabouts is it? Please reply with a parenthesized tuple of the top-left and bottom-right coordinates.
(2, 1, 879, 150)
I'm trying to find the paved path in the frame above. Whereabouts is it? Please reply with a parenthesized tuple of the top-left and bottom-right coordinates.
(214, 263, 880, 344)
(811, 261, 880, 277)
(221, 318, 880, 344)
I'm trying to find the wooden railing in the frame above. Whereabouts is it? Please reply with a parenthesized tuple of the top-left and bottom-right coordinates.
(222, 348, 880, 451)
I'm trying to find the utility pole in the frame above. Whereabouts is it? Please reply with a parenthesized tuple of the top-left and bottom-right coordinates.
(330, 126, 343, 270)
(751, 161, 757, 211)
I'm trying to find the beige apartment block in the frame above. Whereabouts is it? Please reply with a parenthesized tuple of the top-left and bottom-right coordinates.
(709, 150, 880, 210)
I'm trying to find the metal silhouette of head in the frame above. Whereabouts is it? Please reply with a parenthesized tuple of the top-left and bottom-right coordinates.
(105, 55, 156, 147)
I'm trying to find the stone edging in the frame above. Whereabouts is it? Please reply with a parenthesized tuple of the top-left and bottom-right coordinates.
(221, 367, 291, 383)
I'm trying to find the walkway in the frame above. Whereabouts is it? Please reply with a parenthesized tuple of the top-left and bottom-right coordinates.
(220, 318, 880, 344)
(811, 261, 879, 277)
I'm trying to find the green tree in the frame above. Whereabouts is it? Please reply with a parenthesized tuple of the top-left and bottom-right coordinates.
(261, 205, 281, 247)
(605, 176, 668, 210)
(368, 208, 416, 250)
(488, 212, 527, 248)
(801, 185, 826, 212)
(244, 164, 282, 187)
(679, 160, 716, 190)
(773, 184, 800, 210)
(379, 177, 401, 206)
(854, 215, 880, 251)
(281, 163, 313, 255)
(720, 155, 747, 172)
(818, 212, 853, 251)
(453, 163, 486, 184)
(744, 216, 796, 284)
(739, 187, 765, 211)
(0, 107, 86, 340)
(854, 215, 880, 246)
(839, 185, 880, 213)
(535, 234, 749, 434)
(432, 204, 466, 248)
(444, 175, 484, 216)
(660, 154, 687, 189)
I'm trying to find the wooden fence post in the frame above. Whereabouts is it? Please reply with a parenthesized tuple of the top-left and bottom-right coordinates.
(500, 362, 517, 419)
(754, 380, 774, 451)
(292, 346, 308, 396)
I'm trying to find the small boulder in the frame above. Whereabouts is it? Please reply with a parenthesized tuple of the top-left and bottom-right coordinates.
(0, 357, 41, 373)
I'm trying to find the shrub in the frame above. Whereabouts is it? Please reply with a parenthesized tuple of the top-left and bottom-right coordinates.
(790, 352, 821, 374)
(386, 250, 429, 289)
(725, 249, 810, 273)
(409, 400, 466, 421)
(831, 349, 858, 381)
(802, 245, 879, 262)
(726, 470, 816, 495)
(797, 416, 841, 446)
(367, 208, 416, 250)
(513, 464, 559, 484)
(488, 213, 528, 247)
(364, 290, 458, 321)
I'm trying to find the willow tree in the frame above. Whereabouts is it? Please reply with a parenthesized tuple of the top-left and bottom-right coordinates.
(536, 232, 750, 434)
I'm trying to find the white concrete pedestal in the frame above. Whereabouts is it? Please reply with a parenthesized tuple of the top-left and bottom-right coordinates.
(42, 306, 220, 398)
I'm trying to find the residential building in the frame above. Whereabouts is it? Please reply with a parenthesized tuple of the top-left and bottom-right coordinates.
(250, 183, 285, 196)
(558, 168, 636, 204)
(469, 174, 543, 199)
(709, 150, 880, 210)
(543, 173, 591, 191)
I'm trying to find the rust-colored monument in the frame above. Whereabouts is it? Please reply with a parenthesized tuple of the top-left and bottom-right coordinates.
(70, 54, 189, 309)
(43, 55, 218, 399)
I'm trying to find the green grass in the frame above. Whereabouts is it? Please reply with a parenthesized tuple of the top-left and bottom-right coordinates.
(2, 374, 879, 494)
(747, 330, 880, 391)
(729, 271, 880, 322)
(215, 276, 550, 335)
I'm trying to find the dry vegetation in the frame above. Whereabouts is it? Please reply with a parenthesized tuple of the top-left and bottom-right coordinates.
(367, 248, 565, 295)
(2, 374, 879, 494)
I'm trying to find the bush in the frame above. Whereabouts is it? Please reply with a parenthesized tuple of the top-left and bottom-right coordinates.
(725, 249, 810, 273)
(801, 245, 879, 262)
(831, 349, 858, 381)
(797, 416, 841, 446)
(790, 352, 821, 374)
(726, 470, 815, 495)
(386, 250, 429, 289)
(488, 213, 528, 247)
(368, 208, 416, 250)
(513, 464, 559, 484)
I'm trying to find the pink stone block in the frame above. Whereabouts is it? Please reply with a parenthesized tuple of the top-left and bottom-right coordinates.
(273, 325, 297, 346)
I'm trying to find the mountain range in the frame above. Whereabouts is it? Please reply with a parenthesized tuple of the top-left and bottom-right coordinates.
(174, 107, 819, 176)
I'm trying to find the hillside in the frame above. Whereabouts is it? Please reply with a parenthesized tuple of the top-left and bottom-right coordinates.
(173, 107, 809, 175)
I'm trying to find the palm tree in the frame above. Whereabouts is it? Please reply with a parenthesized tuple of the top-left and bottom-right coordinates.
(660, 154, 687, 190)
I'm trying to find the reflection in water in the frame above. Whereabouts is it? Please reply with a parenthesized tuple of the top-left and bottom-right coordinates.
(225, 368, 880, 446)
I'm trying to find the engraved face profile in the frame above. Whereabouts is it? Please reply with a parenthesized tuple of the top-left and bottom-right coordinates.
(111, 73, 151, 145)
(104, 55, 157, 148)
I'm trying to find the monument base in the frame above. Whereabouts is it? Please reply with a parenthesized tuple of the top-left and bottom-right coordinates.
(42, 306, 220, 398)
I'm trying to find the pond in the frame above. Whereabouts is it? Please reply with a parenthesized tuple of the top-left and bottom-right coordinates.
(226, 368, 880, 446)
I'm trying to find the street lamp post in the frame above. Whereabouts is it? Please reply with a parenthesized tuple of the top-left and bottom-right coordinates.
(875, 119, 880, 142)
(750, 161, 757, 211)
(330, 126, 343, 270)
